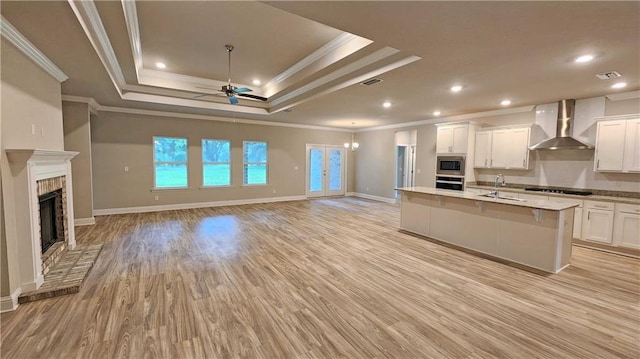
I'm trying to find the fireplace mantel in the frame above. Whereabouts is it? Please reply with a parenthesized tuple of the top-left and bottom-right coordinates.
(4, 149, 78, 294)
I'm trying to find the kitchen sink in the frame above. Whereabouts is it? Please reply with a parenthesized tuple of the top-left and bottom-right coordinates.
(477, 193, 527, 202)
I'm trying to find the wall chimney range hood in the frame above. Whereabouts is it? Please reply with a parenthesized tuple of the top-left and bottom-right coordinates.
(529, 99, 594, 150)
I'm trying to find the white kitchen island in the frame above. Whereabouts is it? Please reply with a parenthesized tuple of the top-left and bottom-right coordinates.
(397, 187, 578, 273)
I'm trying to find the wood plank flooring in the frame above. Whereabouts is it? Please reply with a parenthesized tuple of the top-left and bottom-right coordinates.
(1, 197, 639, 358)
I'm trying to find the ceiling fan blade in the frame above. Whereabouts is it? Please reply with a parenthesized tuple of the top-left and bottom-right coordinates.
(237, 93, 268, 102)
(234, 87, 252, 93)
(229, 95, 239, 105)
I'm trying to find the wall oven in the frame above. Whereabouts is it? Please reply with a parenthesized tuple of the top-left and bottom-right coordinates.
(435, 176, 464, 191)
(436, 156, 465, 176)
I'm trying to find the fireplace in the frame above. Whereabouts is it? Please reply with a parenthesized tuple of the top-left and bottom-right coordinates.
(39, 189, 64, 253)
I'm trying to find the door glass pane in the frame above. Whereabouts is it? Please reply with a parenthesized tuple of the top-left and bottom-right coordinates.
(309, 148, 323, 192)
(328, 149, 342, 191)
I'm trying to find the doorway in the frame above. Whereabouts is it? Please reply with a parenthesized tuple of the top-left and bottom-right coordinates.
(306, 145, 345, 197)
(395, 130, 417, 198)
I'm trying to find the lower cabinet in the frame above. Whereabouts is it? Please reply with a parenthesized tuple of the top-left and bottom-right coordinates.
(613, 204, 640, 249)
(582, 201, 614, 244)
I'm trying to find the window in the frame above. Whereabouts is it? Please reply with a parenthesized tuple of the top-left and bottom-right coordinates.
(202, 139, 231, 186)
(243, 141, 267, 185)
(153, 137, 188, 188)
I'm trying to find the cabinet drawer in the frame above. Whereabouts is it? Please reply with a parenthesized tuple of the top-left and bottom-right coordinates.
(616, 203, 640, 214)
(584, 200, 614, 211)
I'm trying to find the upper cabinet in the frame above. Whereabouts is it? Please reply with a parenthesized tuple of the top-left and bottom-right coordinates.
(474, 126, 530, 170)
(436, 124, 470, 154)
(594, 118, 640, 173)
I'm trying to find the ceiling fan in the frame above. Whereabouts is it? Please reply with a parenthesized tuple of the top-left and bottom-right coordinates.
(196, 44, 268, 105)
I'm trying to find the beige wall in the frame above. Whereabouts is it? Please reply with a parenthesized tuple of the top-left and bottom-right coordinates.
(91, 112, 354, 210)
(1, 39, 64, 299)
(63, 102, 94, 220)
(604, 98, 640, 116)
(354, 124, 437, 200)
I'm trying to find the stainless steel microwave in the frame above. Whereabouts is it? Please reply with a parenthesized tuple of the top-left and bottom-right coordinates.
(436, 156, 465, 176)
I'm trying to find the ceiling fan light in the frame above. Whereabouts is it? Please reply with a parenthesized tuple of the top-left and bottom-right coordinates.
(344, 143, 350, 148)
(352, 142, 360, 149)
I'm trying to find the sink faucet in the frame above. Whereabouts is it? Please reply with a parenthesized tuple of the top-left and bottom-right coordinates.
(492, 174, 506, 197)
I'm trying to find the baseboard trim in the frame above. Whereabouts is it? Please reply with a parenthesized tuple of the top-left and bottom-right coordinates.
(93, 195, 308, 215)
(74, 217, 96, 226)
(0, 288, 21, 313)
(352, 192, 397, 203)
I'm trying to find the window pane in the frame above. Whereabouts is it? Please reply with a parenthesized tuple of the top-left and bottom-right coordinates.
(155, 163, 188, 188)
(154, 137, 187, 162)
(243, 141, 267, 163)
(244, 164, 266, 185)
(328, 149, 342, 191)
(203, 164, 230, 186)
(202, 139, 230, 162)
(309, 148, 323, 192)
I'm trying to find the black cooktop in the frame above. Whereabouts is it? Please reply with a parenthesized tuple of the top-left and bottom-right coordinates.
(524, 187, 593, 196)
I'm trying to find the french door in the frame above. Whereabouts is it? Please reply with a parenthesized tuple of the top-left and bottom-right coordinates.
(306, 145, 345, 197)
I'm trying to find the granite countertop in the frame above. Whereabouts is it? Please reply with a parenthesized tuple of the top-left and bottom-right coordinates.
(397, 186, 578, 211)
(466, 184, 640, 205)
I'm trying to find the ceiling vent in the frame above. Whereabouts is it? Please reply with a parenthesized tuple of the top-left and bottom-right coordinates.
(596, 71, 622, 80)
(360, 78, 383, 86)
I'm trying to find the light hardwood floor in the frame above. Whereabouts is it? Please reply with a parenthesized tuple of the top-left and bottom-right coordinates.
(1, 198, 639, 358)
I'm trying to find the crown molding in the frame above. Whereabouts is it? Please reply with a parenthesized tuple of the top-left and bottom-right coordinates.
(263, 33, 372, 97)
(0, 16, 68, 82)
(60, 95, 349, 132)
(357, 105, 535, 132)
(606, 90, 640, 101)
(68, 0, 126, 93)
(121, 0, 142, 79)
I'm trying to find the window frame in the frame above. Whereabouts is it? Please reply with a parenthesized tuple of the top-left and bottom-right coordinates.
(201, 138, 232, 188)
(153, 136, 189, 190)
(243, 140, 268, 186)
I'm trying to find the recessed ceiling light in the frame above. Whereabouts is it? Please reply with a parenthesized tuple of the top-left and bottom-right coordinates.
(574, 54, 594, 63)
(155, 62, 166, 69)
(450, 85, 463, 93)
(433, 111, 441, 116)
(383, 101, 392, 108)
(611, 82, 627, 89)
(501, 99, 511, 106)
(252, 79, 261, 85)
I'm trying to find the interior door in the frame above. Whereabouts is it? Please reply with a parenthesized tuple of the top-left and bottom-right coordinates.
(306, 145, 345, 197)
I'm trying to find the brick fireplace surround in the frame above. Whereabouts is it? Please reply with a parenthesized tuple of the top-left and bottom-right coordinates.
(4, 150, 78, 309)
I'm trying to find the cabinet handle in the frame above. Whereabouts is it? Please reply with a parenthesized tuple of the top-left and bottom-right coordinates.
(485, 159, 488, 166)
(490, 159, 493, 167)
(522, 159, 525, 167)
(587, 211, 590, 220)
(597, 159, 600, 169)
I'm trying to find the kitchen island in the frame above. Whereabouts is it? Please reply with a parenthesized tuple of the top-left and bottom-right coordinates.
(397, 187, 578, 273)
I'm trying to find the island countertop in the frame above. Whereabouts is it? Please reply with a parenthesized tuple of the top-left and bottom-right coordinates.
(397, 187, 578, 211)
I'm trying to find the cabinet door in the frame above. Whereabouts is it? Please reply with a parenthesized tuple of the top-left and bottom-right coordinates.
(508, 128, 530, 169)
(400, 192, 430, 236)
(451, 125, 469, 153)
(573, 207, 583, 239)
(474, 132, 492, 168)
(595, 120, 626, 171)
(582, 208, 614, 243)
(613, 204, 640, 249)
(436, 127, 453, 154)
(490, 130, 510, 168)
(623, 119, 640, 172)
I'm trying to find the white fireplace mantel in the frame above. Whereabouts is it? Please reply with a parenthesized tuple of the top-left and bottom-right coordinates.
(4, 149, 78, 293)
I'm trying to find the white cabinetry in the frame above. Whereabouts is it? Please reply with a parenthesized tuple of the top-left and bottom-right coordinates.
(547, 197, 583, 239)
(594, 118, 640, 172)
(474, 131, 492, 168)
(582, 200, 614, 244)
(623, 119, 640, 172)
(436, 124, 470, 154)
(473, 127, 530, 169)
(613, 203, 640, 249)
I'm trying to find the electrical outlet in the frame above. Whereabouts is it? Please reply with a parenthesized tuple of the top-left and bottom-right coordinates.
(124, 166, 129, 172)
(31, 124, 36, 135)
(417, 169, 422, 174)
(294, 166, 299, 171)
(154, 195, 159, 201)
(272, 189, 276, 194)
(366, 187, 369, 191)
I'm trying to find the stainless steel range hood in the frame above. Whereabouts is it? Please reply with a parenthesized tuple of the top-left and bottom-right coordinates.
(529, 99, 594, 150)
